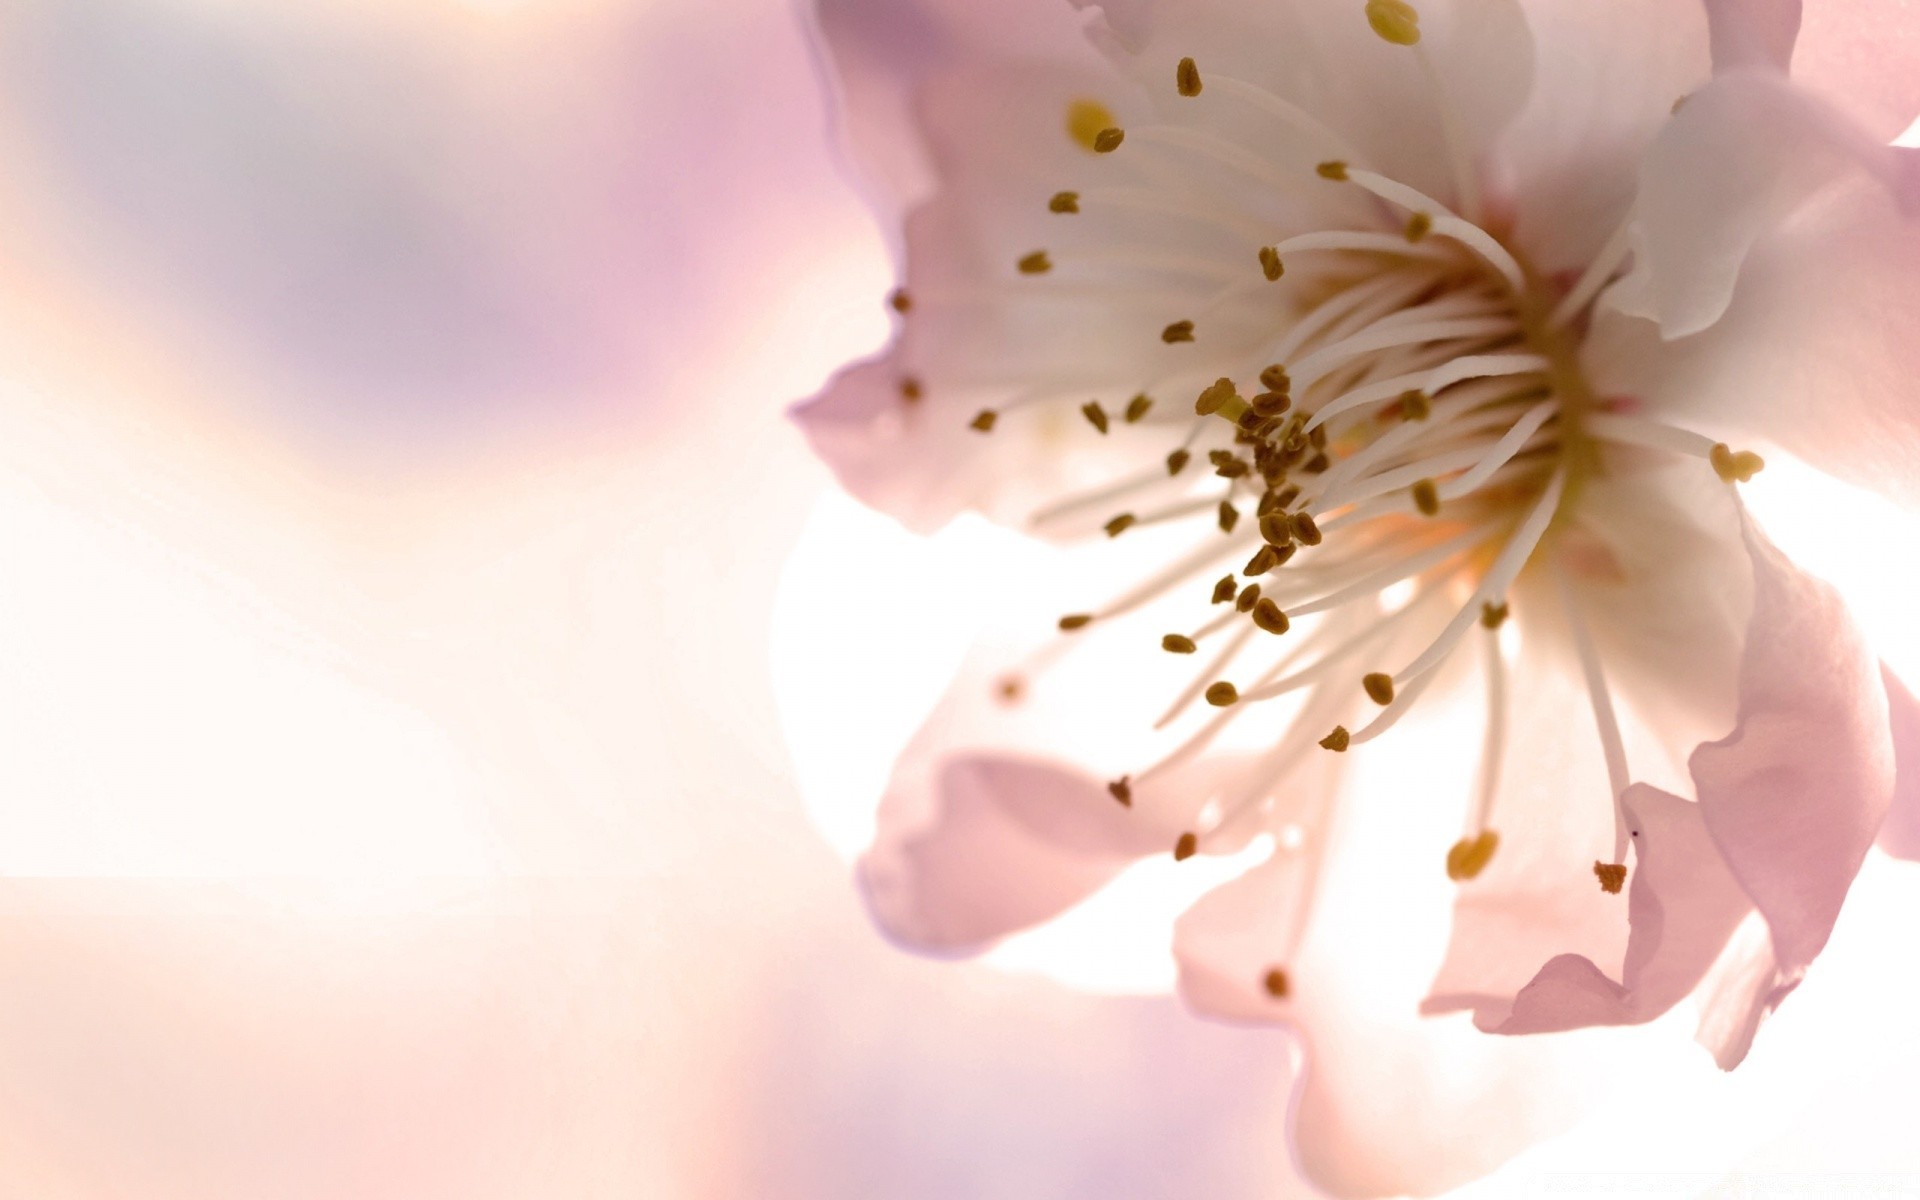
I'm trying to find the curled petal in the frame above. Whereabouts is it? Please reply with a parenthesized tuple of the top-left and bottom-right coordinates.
(1876, 665, 1920, 860)
(1488, 784, 1753, 1035)
(1588, 163, 1920, 508)
(1611, 69, 1883, 338)
(860, 753, 1168, 952)
(1689, 513, 1893, 981)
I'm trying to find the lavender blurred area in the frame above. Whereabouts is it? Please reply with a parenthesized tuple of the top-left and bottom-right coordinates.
(0, 2, 1305, 1197)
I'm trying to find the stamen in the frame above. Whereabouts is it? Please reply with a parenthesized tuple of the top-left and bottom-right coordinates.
(1168, 449, 1193, 475)
(1363, 672, 1395, 705)
(1411, 478, 1440, 515)
(1109, 776, 1133, 806)
(1343, 169, 1526, 290)
(1467, 622, 1507, 836)
(1316, 160, 1350, 181)
(1163, 634, 1199, 654)
(1251, 599, 1290, 635)
(1094, 127, 1126, 153)
(1156, 624, 1256, 728)
(1710, 443, 1765, 484)
(1319, 726, 1351, 751)
(1446, 830, 1499, 881)
(1391, 468, 1565, 685)
(1067, 100, 1118, 152)
(888, 288, 912, 314)
(1174, 832, 1199, 860)
(1163, 320, 1197, 344)
(1263, 968, 1290, 999)
(1049, 191, 1081, 214)
(1436, 400, 1560, 499)
(1366, 0, 1422, 45)
(1206, 682, 1240, 707)
(1059, 614, 1094, 631)
(1558, 565, 1633, 867)
(1404, 212, 1434, 243)
(899, 377, 923, 402)
(1593, 861, 1628, 894)
(1480, 600, 1509, 628)
(1205, 73, 1363, 162)
(1125, 394, 1154, 423)
(1017, 251, 1053, 275)
(1212, 576, 1240, 604)
(1104, 513, 1138, 537)
(1195, 377, 1241, 415)
(1266, 229, 1455, 263)
(1218, 500, 1241, 533)
(1177, 56, 1203, 97)
(1259, 246, 1285, 281)
(970, 409, 998, 433)
(1551, 218, 1636, 327)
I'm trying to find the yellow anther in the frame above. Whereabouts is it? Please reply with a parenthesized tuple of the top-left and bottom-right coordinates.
(1259, 512, 1294, 548)
(1262, 967, 1291, 999)
(1049, 191, 1081, 214)
(1480, 600, 1510, 629)
(1162, 633, 1199, 654)
(1218, 500, 1241, 534)
(1594, 861, 1628, 894)
(1399, 389, 1432, 421)
(1260, 365, 1292, 394)
(1316, 160, 1350, 181)
(1082, 401, 1111, 434)
(1176, 56, 1203, 97)
(1108, 776, 1133, 806)
(1067, 99, 1118, 151)
(1446, 831, 1500, 881)
(1124, 394, 1153, 423)
(1162, 319, 1196, 343)
(970, 409, 998, 433)
(899, 377, 923, 402)
(888, 288, 912, 314)
(1059, 613, 1094, 631)
(1290, 512, 1323, 546)
(1174, 831, 1200, 860)
(1104, 512, 1137, 537)
(1211, 575, 1240, 605)
(1411, 478, 1440, 516)
(1195, 377, 1240, 416)
(1363, 672, 1395, 705)
(1205, 682, 1239, 707)
(1251, 390, 1292, 418)
(1259, 246, 1285, 281)
(1710, 442, 1765, 483)
(1018, 250, 1053, 275)
(1235, 583, 1262, 614)
(1245, 544, 1283, 576)
(1366, 0, 1422, 46)
(1252, 599, 1290, 635)
(1094, 126, 1126, 153)
(1167, 448, 1192, 475)
(1320, 725, 1351, 752)
(1405, 212, 1434, 243)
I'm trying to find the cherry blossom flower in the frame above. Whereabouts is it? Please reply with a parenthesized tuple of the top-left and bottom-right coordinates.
(796, 0, 1920, 1192)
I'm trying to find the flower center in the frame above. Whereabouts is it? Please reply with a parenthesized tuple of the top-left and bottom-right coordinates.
(887, 11, 1769, 971)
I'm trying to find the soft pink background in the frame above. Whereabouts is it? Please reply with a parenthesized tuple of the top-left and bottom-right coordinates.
(0, 2, 1916, 1197)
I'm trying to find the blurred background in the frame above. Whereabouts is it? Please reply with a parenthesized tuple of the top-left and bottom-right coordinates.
(0, 1, 1917, 1197)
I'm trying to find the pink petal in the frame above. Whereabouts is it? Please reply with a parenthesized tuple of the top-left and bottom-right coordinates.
(1588, 166, 1920, 507)
(1495, 0, 1710, 275)
(1487, 784, 1754, 1035)
(1793, 0, 1920, 140)
(1613, 68, 1884, 338)
(1876, 664, 1920, 859)
(1693, 914, 1799, 1069)
(810, 0, 1106, 221)
(1703, 0, 1801, 73)
(860, 752, 1167, 952)
(1172, 849, 1320, 1024)
(1688, 513, 1894, 980)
